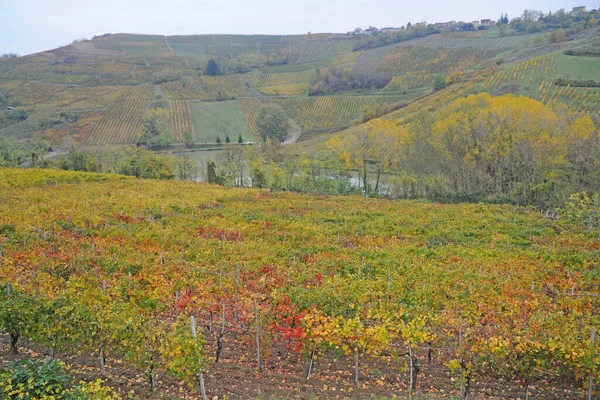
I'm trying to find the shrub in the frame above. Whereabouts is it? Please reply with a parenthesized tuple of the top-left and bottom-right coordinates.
(554, 78, 600, 88)
(0, 359, 72, 399)
(6, 107, 29, 122)
(0, 359, 122, 400)
(433, 76, 447, 91)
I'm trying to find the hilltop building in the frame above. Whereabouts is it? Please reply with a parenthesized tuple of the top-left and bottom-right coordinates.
(433, 21, 457, 30)
(380, 27, 401, 33)
(353, 26, 380, 35)
(571, 6, 587, 14)
(480, 19, 496, 28)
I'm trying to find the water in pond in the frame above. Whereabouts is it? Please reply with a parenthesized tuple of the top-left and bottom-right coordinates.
(172, 149, 396, 192)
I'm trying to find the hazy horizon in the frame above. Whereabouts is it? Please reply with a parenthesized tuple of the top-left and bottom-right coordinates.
(2, 0, 597, 56)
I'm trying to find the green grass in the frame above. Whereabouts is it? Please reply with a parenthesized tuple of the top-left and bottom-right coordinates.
(485, 26, 516, 38)
(555, 54, 600, 80)
(189, 100, 255, 143)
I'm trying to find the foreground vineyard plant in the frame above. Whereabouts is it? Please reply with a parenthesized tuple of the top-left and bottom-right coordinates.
(0, 168, 598, 399)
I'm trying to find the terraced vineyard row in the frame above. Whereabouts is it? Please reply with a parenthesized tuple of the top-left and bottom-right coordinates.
(10, 82, 66, 107)
(54, 62, 133, 75)
(42, 86, 126, 109)
(240, 70, 313, 88)
(383, 73, 435, 90)
(480, 55, 556, 90)
(407, 33, 545, 49)
(161, 79, 206, 100)
(61, 84, 154, 110)
(94, 34, 174, 58)
(238, 98, 262, 133)
(353, 45, 399, 75)
(276, 96, 405, 131)
(544, 86, 600, 115)
(482, 55, 598, 113)
(167, 34, 286, 58)
(377, 46, 504, 77)
(5, 56, 198, 86)
(87, 99, 148, 144)
(167, 42, 207, 58)
(121, 84, 155, 99)
(0, 79, 26, 92)
(258, 83, 308, 96)
(36, 75, 95, 85)
(0, 56, 25, 76)
(74, 55, 114, 63)
(19, 53, 57, 64)
(478, 55, 600, 116)
(162, 76, 251, 100)
(240, 95, 405, 133)
(4, 63, 53, 79)
(198, 76, 251, 98)
(169, 100, 193, 142)
(298, 41, 354, 63)
(329, 51, 363, 69)
(130, 64, 194, 83)
(383, 81, 476, 124)
(258, 51, 363, 74)
(0, 80, 147, 110)
(42, 111, 104, 144)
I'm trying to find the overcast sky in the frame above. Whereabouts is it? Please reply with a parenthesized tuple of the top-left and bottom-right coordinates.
(1, 0, 597, 56)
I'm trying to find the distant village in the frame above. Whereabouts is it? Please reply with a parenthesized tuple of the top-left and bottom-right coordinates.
(349, 5, 590, 35)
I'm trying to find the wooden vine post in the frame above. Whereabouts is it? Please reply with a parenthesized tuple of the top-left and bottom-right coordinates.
(408, 343, 419, 397)
(590, 327, 596, 400)
(190, 316, 208, 400)
(254, 301, 263, 373)
(306, 342, 317, 379)
(458, 320, 466, 400)
(215, 300, 228, 363)
(234, 263, 241, 324)
(99, 280, 107, 375)
(354, 348, 360, 386)
(387, 268, 391, 300)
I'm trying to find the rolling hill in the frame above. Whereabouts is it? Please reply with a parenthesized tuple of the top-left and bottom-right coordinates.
(0, 12, 599, 150)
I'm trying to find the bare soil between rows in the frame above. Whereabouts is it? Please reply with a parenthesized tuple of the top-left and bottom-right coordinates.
(0, 332, 583, 400)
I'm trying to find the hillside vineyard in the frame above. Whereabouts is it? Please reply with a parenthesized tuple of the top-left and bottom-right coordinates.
(1, 17, 599, 147)
(0, 168, 599, 399)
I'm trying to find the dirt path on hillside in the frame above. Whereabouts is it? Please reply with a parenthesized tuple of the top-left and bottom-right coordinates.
(164, 36, 176, 56)
(283, 117, 302, 145)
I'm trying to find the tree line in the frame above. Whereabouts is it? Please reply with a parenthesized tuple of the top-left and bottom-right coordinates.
(309, 67, 392, 95)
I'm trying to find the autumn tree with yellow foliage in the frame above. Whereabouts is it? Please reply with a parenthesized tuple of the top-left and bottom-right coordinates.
(425, 93, 600, 205)
(328, 93, 600, 206)
(327, 118, 410, 194)
(137, 107, 172, 149)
